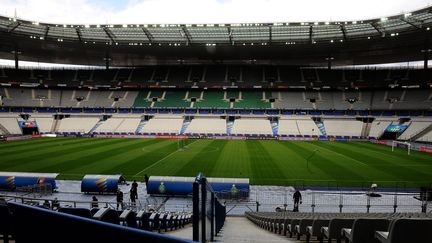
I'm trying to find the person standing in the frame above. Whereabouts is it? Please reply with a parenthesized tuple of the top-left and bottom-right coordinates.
(130, 180, 138, 205)
(116, 189, 124, 210)
(144, 174, 149, 187)
(91, 196, 98, 208)
(293, 189, 302, 212)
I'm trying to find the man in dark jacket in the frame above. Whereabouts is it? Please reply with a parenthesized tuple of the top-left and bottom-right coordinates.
(293, 189, 302, 212)
(116, 189, 124, 210)
(130, 180, 138, 205)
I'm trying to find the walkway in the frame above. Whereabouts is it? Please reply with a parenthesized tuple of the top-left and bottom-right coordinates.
(167, 216, 297, 243)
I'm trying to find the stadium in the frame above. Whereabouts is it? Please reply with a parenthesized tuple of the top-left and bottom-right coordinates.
(0, 0, 432, 242)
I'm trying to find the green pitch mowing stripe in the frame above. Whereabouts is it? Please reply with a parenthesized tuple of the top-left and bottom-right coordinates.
(1, 138, 432, 188)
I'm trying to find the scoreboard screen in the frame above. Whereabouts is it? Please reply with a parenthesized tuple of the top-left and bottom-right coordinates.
(18, 121, 38, 128)
(385, 124, 408, 133)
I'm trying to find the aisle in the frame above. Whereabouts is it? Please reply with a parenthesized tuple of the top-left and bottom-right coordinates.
(167, 217, 296, 243)
(214, 217, 296, 243)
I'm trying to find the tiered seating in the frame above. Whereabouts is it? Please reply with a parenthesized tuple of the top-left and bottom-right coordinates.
(417, 129, 432, 142)
(2, 67, 432, 88)
(0, 87, 431, 110)
(246, 211, 432, 243)
(399, 120, 431, 141)
(92, 91, 138, 108)
(278, 119, 301, 136)
(375, 218, 432, 243)
(57, 117, 99, 134)
(324, 119, 363, 137)
(140, 116, 183, 134)
(297, 119, 322, 136)
(113, 118, 141, 133)
(60, 90, 96, 107)
(184, 117, 227, 135)
(235, 91, 270, 109)
(154, 91, 188, 108)
(94, 117, 141, 134)
(195, 91, 229, 108)
(273, 92, 312, 109)
(369, 119, 394, 139)
(33, 116, 54, 133)
(0, 117, 22, 134)
(231, 118, 272, 135)
(278, 118, 322, 137)
(132, 91, 153, 107)
(4, 203, 193, 243)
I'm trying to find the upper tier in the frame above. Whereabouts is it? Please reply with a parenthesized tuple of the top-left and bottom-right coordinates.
(0, 67, 431, 89)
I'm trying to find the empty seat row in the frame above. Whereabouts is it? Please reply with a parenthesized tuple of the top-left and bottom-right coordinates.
(57, 206, 192, 233)
(246, 211, 432, 243)
(1, 202, 193, 243)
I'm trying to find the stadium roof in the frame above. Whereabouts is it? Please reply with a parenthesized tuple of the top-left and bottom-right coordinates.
(0, 6, 431, 67)
(1, 7, 431, 45)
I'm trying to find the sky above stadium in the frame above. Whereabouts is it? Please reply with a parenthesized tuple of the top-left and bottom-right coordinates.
(0, 0, 431, 24)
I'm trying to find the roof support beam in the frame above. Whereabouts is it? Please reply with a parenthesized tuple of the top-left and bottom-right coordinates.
(75, 28, 83, 43)
(269, 25, 272, 44)
(340, 24, 347, 42)
(142, 27, 154, 43)
(371, 22, 385, 37)
(227, 26, 234, 45)
(400, 17, 423, 29)
(309, 25, 313, 44)
(181, 26, 192, 45)
(103, 27, 116, 44)
(8, 22, 20, 33)
(44, 26, 50, 39)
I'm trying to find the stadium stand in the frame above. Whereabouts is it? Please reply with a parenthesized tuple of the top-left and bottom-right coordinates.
(400, 119, 432, 141)
(195, 91, 229, 108)
(94, 116, 141, 134)
(154, 91, 189, 108)
(33, 115, 54, 133)
(368, 119, 396, 139)
(297, 119, 323, 137)
(139, 116, 184, 134)
(246, 211, 432, 243)
(184, 117, 227, 135)
(1, 87, 432, 111)
(3, 202, 193, 243)
(278, 119, 302, 136)
(231, 118, 273, 135)
(57, 117, 100, 134)
(324, 119, 363, 138)
(416, 129, 432, 142)
(0, 116, 22, 135)
(235, 91, 270, 109)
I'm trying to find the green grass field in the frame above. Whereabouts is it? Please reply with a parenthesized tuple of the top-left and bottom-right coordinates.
(1, 137, 432, 188)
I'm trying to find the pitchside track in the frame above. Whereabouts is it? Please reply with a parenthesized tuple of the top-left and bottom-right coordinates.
(1, 137, 432, 188)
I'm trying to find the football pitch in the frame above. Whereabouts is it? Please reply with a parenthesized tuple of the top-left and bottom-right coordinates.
(1, 137, 432, 188)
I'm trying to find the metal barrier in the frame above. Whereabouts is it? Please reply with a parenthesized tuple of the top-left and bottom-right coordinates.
(192, 174, 226, 243)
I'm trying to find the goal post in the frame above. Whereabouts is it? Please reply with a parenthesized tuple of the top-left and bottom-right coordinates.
(391, 140, 411, 155)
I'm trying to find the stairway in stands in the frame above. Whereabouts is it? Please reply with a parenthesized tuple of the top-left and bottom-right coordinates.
(0, 123, 10, 135)
(180, 119, 191, 135)
(226, 120, 234, 135)
(88, 120, 105, 134)
(314, 121, 327, 136)
(51, 118, 62, 133)
(135, 119, 148, 134)
(270, 120, 279, 136)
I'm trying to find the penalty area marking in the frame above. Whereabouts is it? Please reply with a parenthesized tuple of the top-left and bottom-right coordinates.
(133, 139, 200, 177)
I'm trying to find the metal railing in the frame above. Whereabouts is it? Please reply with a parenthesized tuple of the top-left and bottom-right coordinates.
(0, 194, 150, 212)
